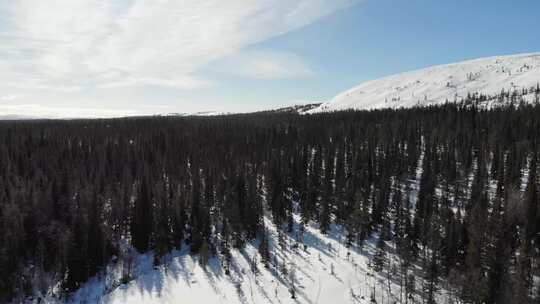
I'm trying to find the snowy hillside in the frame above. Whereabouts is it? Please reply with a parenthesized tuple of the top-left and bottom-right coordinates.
(259, 103, 322, 114)
(310, 52, 540, 112)
(50, 215, 445, 304)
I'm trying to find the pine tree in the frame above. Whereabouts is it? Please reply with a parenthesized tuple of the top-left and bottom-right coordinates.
(87, 194, 107, 276)
(258, 228, 270, 268)
(199, 240, 210, 267)
(372, 237, 387, 272)
(131, 178, 153, 253)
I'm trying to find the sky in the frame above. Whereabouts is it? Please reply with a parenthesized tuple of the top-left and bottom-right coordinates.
(0, 0, 539, 118)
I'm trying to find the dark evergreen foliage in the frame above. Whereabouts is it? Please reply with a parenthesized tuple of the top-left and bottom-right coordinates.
(0, 97, 539, 302)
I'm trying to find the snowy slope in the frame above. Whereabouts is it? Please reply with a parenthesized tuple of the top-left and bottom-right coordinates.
(35, 213, 447, 304)
(260, 103, 322, 114)
(61, 218, 385, 304)
(310, 52, 540, 112)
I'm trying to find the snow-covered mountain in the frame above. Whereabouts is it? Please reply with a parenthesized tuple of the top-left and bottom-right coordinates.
(0, 114, 41, 120)
(259, 103, 322, 114)
(310, 52, 540, 112)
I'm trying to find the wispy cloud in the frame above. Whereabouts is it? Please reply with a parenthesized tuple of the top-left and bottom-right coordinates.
(0, 95, 22, 101)
(217, 50, 316, 80)
(0, 0, 356, 92)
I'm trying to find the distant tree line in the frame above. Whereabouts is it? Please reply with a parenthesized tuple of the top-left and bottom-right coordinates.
(0, 96, 539, 303)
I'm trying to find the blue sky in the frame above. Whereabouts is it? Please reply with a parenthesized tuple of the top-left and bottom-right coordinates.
(0, 0, 539, 117)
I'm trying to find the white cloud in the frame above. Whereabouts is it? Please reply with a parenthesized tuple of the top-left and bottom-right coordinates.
(0, 95, 22, 101)
(98, 76, 213, 90)
(0, 0, 356, 92)
(218, 50, 316, 80)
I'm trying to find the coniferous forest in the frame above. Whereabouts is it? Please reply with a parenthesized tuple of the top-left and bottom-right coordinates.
(1, 102, 539, 303)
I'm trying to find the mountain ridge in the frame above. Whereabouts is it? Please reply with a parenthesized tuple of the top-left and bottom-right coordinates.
(309, 52, 540, 112)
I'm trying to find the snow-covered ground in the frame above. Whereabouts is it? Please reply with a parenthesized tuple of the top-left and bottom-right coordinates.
(35, 212, 444, 304)
(65, 221, 369, 304)
(310, 52, 540, 112)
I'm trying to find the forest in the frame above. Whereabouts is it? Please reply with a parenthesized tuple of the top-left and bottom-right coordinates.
(0, 100, 539, 303)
